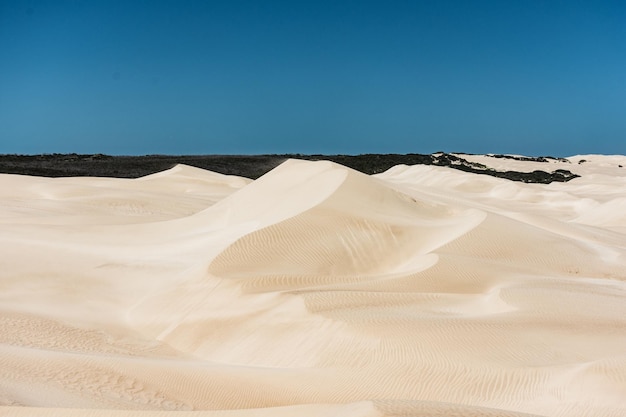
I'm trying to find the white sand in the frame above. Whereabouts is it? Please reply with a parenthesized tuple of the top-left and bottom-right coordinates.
(1, 156, 625, 417)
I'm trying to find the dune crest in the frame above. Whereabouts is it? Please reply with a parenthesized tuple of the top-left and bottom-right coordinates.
(1, 157, 625, 417)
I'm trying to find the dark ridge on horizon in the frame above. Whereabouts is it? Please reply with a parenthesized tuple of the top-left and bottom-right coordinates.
(0, 153, 579, 184)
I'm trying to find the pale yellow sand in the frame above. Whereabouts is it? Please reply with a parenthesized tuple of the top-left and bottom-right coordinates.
(1, 156, 625, 417)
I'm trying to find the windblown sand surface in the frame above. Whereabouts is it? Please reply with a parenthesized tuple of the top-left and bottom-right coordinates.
(1, 156, 625, 417)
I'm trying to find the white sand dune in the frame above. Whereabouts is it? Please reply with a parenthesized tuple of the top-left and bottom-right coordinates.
(1, 156, 625, 417)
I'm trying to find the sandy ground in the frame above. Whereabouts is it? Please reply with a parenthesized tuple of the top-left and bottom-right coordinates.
(1, 156, 625, 417)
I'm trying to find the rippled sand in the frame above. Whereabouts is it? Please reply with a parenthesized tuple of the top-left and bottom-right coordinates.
(1, 155, 625, 417)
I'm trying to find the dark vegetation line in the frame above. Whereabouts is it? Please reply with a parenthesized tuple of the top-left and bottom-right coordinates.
(0, 153, 579, 184)
(483, 154, 570, 163)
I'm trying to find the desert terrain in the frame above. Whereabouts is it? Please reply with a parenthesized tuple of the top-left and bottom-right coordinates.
(0, 154, 625, 417)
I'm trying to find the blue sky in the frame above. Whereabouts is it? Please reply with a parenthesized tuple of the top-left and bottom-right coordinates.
(1, 0, 624, 156)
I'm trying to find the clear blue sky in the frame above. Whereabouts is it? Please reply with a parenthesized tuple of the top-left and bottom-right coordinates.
(1, 1, 624, 156)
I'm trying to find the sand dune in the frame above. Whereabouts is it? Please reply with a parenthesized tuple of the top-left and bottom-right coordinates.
(1, 156, 625, 417)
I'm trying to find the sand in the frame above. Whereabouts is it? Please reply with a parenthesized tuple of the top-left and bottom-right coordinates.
(1, 155, 625, 417)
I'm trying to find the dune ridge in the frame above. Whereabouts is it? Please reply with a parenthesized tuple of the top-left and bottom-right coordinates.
(1, 156, 625, 417)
